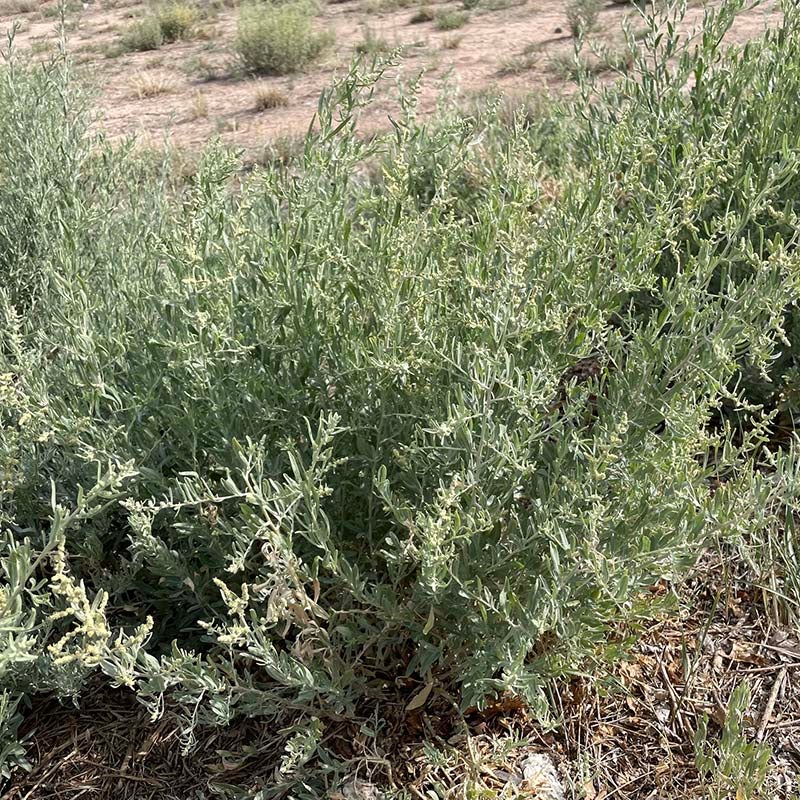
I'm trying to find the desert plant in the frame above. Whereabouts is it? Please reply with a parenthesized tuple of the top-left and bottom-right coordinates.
(129, 71, 175, 99)
(434, 8, 468, 30)
(498, 45, 539, 75)
(593, 43, 634, 74)
(29, 39, 52, 56)
(566, 0, 600, 38)
(695, 683, 772, 800)
(182, 53, 219, 79)
(354, 25, 390, 54)
(39, 0, 82, 17)
(253, 82, 289, 109)
(116, 4, 199, 53)
(255, 131, 305, 166)
(362, 0, 415, 12)
(0, 694, 27, 780)
(119, 15, 164, 51)
(4, 1, 800, 794)
(409, 5, 433, 22)
(441, 34, 462, 48)
(547, 50, 590, 80)
(0, 0, 36, 14)
(189, 89, 209, 118)
(156, 1, 198, 42)
(235, 1, 332, 75)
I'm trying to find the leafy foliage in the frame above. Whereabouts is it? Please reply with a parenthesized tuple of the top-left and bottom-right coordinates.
(236, 1, 332, 75)
(156, 2, 199, 43)
(117, 3, 199, 54)
(566, 0, 600, 37)
(3, 1, 800, 793)
(119, 15, 164, 52)
(434, 8, 469, 30)
(695, 683, 772, 799)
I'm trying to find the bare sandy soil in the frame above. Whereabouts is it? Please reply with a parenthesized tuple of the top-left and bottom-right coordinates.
(0, 0, 783, 159)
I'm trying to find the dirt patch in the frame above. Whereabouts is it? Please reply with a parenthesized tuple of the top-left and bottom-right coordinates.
(0, 0, 783, 159)
(3, 684, 288, 800)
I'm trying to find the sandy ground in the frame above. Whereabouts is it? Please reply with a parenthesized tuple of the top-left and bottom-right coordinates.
(0, 0, 783, 158)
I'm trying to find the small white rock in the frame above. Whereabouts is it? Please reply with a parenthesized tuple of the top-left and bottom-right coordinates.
(655, 705, 671, 724)
(339, 778, 383, 800)
(520, 754, 565, 800)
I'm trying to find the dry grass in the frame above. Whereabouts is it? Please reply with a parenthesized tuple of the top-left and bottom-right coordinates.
(188, 89, 209, 119)
(498, 49, 539, 75)
(253, 83, 290, 111)
(441, 34, 463, 49)
(2, 685, 288, 800)
(129, 71, 176, 99)
(554, 574, 799, 798)
(0, 0, 35, 14)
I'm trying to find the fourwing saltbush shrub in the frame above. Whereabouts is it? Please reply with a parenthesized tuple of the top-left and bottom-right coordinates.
(3, 0, 800, 791)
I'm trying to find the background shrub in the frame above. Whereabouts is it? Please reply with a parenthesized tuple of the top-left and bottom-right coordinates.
(253, 82, 289, 109)
(409, 5, 434, 23)
(434, 8, 468, 29)
(235, 2, 332, 75)
(566, 0, 600, 37)
(156, 2, 198, 42)
(119, 14, 164, 52)
(117, 4, 198, 53)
